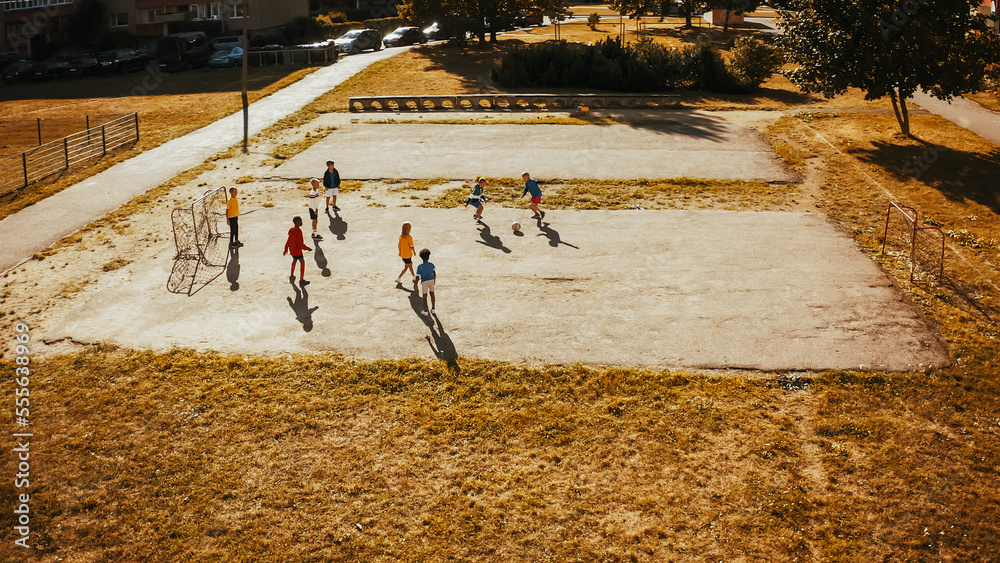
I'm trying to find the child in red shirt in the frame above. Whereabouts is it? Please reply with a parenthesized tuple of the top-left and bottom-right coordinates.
(283, 216, 312, 286)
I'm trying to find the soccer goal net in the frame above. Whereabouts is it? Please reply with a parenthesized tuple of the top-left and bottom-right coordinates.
(881, 202, 945, 283)
(171, 187, 229, 267)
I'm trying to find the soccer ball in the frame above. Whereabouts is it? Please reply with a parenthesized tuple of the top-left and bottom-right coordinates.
(511, 221, 521, 232)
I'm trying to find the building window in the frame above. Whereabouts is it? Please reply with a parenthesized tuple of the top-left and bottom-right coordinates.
(192, 3, 220, 20)
(110, 13, 128, 27)
(229, 4, 244, 18)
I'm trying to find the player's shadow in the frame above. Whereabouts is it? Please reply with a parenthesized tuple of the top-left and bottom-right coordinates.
(227, 246, 241, 291)
(427, 316, 460, 374)
(537, 221, 579, 249)
(327, 209, 348, 240)
(313, 241, 332, 277)
(406, 288, 434, 326)
(476, 222, 511, 253)
(288, 283, 318, 332)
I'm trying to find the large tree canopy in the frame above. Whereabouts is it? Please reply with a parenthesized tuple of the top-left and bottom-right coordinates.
(398, 0, 562, 42)
(779, 0, 1000, 135)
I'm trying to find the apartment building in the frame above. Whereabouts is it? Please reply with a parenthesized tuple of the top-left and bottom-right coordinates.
(2, 0, 76, 54)
(107, 0, 308, 39)
(2, 0, 307, 54)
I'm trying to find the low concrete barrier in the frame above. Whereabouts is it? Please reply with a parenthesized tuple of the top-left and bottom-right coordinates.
(348, 93, 681, 112)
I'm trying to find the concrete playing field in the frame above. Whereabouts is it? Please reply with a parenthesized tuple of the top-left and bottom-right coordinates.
(277, 112, 798, 182)
(46, 206, 950, 371)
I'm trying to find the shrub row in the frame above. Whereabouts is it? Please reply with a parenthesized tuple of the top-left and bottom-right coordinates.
(491, 37, 780, 94)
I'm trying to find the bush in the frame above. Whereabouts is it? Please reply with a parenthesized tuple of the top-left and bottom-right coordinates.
(727, 36, 782, 88)
(588, 13, 601, 30)
(491, 37, 749, 94)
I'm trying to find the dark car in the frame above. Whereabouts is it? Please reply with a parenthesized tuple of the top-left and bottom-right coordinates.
(3, 60, 35, 84)
(30, 59, 70, 81)
(334, 29, 383, 54)
(65, 56, 100, 78)
(0, 52, 21, 70)
(383, 27, 427, 47)
(97, 49, 148, 74)
(157, 31, 213, 72)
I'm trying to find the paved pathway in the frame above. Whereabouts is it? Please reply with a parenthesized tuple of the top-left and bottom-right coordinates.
(0, 49, 409, 274)
(910, 91, 1000, 145)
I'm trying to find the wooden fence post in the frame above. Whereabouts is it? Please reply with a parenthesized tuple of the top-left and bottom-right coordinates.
(22, 152, 28, 188)
(133, 112, 139, 143)
(102, 125, 107, 156)
(63, 138, 69, 171)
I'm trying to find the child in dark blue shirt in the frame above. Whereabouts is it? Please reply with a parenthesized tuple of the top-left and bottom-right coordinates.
(415, 248, 436, 316)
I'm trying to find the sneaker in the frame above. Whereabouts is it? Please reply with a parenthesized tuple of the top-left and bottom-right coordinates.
(289, 276, 296, 283)
(530, 214, 540, 219)
(540, 211, 546, 219)
(421, 310, 429, 316)
(431, 308, 436, 314)
(300, 280, 310, 287)
(235, 241, 244, 247)
(312, 233, 323, 240)
(395, 277, 402, 284)
(332, 206, 340, 211)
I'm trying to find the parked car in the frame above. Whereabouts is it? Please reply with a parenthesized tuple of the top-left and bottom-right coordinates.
(64, 56, 100, 78)
(422, 22, 440, 40)
(158, 31, 213, 72)
(208, 46, 243, 68)
(97, 49, 148, 74)
(383, 26, 427, 47)
(30, 59, 70, 80)
(516, 10, 544, 26)
(334, 29, 383, 54)
(211, 35, 244, 52)
(2, 60, 35, 84)
(0, 52, 21, 70)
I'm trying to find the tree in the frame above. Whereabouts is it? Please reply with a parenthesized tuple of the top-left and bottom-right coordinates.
(676, 0, 706, 28)
(397, 0, 552, 43)
(706, 0, 761, 32)
(780, 0, 1000, 135)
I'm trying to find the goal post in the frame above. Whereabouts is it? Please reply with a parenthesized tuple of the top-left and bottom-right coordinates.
(881, 202, 944, 283)
(171, 187, 229, 267)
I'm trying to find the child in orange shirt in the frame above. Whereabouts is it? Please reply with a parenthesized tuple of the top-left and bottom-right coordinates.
(395, 221, 416, 287)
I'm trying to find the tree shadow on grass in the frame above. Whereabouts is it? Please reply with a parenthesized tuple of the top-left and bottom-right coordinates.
(852, 140, 1000, 214)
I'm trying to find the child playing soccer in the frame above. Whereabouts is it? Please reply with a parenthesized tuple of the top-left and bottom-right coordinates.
(226, 187, 243, 247)
(396, 221, 416, 286)
(323, 160, 341, 211)
(415, 248, 436, 316)
(466, 177, 486, 222)
(307, 179, 323, 240)
(521, 172, 545, 220)
(283, 216, 312, 287)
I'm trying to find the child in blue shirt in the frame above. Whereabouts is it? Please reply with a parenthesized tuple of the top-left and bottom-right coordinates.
(521, 172, 545, 220)
(466, 177, 486, 222)
(415, 248, 436, 316)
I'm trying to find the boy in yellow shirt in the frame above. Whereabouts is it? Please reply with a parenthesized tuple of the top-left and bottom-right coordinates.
(226, 187, 243, 247)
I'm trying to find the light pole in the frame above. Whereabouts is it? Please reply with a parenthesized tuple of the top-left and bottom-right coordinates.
(241, 0, 249, 154)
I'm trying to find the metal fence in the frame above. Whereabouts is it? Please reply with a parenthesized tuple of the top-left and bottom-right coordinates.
(3, 113, 138, 194)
